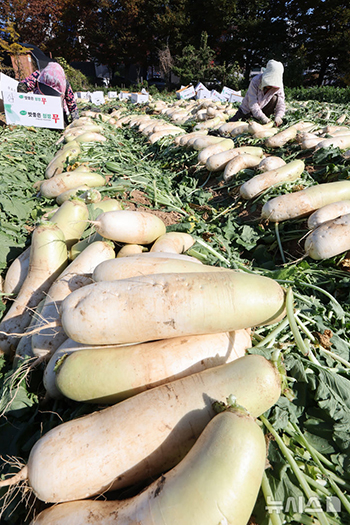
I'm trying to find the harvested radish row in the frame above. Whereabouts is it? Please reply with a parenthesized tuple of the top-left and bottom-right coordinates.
(307, 200, 350, 229)
(300, 135, 324, 150)
(31, 240, 116, 359)
(261, 180, 350, 222)
(49, 329, 251, 402)
(31, 409, 266, 525)
(62, 125, 103, 142)
(140, 120, 166, 134)
(223, 154, 263, 182)
(150, 232, 195, 253)
(240, 159, 305, 200)
(59, 270, 285, 346)
(291, 120, 316, 132)
(304, 213, 350, 260)
(0, 354, 280, 502)
(91, 209, 166, 244)
(0, 223, 68, 357)
(193, 116, 222, 130)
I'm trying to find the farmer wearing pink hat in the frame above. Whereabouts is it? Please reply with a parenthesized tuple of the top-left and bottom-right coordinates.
(229, 59, 286, 127)
(17, 62, 79, 123)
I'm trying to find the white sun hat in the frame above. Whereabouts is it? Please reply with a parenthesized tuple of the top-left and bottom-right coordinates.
(261, 60, 284, 89)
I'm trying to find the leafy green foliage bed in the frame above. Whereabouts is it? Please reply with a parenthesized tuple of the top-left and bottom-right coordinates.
(1, 97, 350, 524)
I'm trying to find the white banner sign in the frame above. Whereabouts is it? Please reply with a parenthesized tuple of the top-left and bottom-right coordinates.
(3, 91, 64, 129)
(0, 73, 18, 97)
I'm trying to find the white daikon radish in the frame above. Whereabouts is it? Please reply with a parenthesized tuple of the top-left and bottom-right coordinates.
(223, 154, 263, 182)
(198, 139, 234, 164)
(264, 125, 298, 148)
(0, 354, 280, 502)
(240, 159, 305, 200)
(304, 213, 350, 260)
(217, 121, 246, 136)
(175, 130, 208, 147)
(0, 223, 68, 356)
(116, 244, 148, 257)
(206, 146, 264, 172)
(92, 256, 221, 282)
(40, 171, 106, 199)
(58, 270, 285, 346)
(31, 240, 116, 359)
(258, 156, 286, 172)
(261, 180, 350, 222)
(47, 329, 251, 402)
(91, 209, 166, 244)
(150, 232, 195, 253)
(307, 200, 350, 229)
(149, 129, 184, 144)
(191, 135, 226, 151)
(314, 134, 350, 151)
(229, 123, 250, 136)
(30, 409, 266, 525)
(3, 247, 30, 296)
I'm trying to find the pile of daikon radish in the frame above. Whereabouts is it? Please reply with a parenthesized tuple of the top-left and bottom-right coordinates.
(119, 99, 350, 262)
(0, 116, 287, 524)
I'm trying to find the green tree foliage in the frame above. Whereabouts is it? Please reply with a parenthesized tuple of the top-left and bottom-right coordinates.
(50, 0, 101, 62)
(1, 0, 350, 87)
(0, 20, 28, 76)
(285, 0, 350, 86)
(172, 32, 216, 85)
(0, 0, 68, 54)
(173, 31, 242, 88)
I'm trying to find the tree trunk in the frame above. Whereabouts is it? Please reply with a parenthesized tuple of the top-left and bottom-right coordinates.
(318, 58, 330, 86)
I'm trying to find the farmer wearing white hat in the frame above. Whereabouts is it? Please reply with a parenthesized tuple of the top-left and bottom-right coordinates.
(229, 59, 286, 126)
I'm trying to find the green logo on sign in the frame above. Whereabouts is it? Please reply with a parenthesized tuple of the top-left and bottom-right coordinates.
(20, 110, 27, 115)
(19, 95, 24, 99)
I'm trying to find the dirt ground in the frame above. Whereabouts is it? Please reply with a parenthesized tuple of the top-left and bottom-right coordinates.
(126, 189, 184, 226)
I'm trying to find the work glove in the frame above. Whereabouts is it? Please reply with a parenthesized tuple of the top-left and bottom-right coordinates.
(275, 117, 283, 127)
(70, 109, 80, 122)
(17, 82, 29, 93)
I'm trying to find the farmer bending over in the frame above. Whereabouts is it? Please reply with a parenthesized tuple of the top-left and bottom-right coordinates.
(229, 59, 285, 127)
(17, 62, 79, 124)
